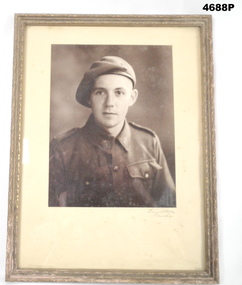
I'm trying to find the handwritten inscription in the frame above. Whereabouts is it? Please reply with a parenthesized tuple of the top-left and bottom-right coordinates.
(148, 209, 175, 218)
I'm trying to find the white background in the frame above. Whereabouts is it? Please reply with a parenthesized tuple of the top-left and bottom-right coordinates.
(0, 1, 242, 285)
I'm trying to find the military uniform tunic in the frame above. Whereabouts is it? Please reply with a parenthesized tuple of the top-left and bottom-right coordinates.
(49, 115, 176, 207)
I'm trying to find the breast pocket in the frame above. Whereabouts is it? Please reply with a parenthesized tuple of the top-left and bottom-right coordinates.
(68, 165, 112, 206)
(126, 160, 162, 207)
(127, 160, 162, 201)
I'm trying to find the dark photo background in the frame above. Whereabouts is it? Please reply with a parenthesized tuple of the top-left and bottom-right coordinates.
(50, 45, 176, 182)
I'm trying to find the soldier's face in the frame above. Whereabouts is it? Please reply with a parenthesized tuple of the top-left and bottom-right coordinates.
(89, 74, 138, 135)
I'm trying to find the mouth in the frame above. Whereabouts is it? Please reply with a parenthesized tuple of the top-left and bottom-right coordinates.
(103, 112, 117, 116)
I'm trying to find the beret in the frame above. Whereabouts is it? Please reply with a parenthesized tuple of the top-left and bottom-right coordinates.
(76, 56, 136, 107)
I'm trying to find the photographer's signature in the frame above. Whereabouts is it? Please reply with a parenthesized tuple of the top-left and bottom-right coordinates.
(147, 209, 175, 218)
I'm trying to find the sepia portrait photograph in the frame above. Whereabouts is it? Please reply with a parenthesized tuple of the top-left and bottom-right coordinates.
(48, 45, 176, 208)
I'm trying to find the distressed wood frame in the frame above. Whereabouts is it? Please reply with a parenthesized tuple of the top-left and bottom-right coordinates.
(5, 14, 218, 284)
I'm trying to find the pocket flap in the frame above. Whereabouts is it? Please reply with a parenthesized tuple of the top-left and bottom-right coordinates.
(127, 160, 162, 179)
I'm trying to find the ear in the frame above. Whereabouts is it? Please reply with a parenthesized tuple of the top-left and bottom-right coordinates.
(128, 89, 138, 107)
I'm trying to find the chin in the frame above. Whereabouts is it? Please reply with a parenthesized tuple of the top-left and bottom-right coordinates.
(102, 123, 117, 129)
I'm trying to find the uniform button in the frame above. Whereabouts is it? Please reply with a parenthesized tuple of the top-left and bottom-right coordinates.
(144, 173, 149, 179)
(113, 165, 119, 171)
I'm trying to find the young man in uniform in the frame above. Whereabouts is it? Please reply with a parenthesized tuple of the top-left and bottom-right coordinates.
(49, 56, 176, 207)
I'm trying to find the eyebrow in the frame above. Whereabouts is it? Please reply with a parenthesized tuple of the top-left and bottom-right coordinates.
(92, 87, 105, 91)
(92, 87, 126, 91)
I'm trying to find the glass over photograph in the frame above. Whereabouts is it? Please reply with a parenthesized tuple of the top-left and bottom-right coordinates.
(48, 45, 176, 207)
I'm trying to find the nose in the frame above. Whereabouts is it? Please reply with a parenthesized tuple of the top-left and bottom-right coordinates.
(105, 92, 115, 107)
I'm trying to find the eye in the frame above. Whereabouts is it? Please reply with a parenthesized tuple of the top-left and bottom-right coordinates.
(115, 90, 125, 96)
(94, 90, 105, 95)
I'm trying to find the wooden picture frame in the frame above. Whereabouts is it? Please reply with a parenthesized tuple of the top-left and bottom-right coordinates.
(6, 14, 218, 284)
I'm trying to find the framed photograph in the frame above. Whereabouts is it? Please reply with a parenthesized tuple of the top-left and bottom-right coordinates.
(6, 14, 218, 283)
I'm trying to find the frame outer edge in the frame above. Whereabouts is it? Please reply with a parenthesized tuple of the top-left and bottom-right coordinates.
(5, 14, 25, 281)
(208, 16, 219, 283)
(5, 14, 218, 284)
(202, 15, 219, 283)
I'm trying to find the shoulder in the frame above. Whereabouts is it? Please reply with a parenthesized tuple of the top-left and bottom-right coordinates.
(52, 128, 81, 142)
(128, 122, 162, 155)
(50, 128, 83, 150)
(128, 121, 157, 138)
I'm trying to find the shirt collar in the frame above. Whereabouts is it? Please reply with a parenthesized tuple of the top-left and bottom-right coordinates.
(116, 119, 131, 152)
(83, 115, 131, 152)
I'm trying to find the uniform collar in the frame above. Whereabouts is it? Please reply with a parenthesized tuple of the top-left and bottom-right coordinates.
(83, 115, 131, 153)
(116, 119, 131, 152)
